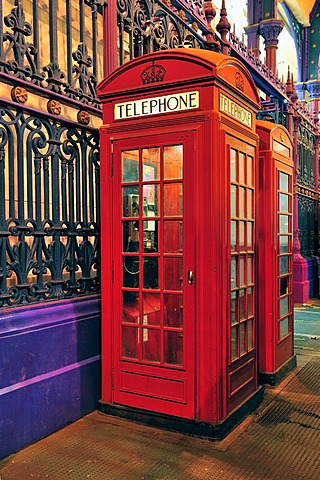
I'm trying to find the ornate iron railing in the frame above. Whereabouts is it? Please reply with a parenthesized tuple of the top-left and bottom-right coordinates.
(0, 100, 100, 307)
(297, 121, 315, 189)
(0, 0, 103, 111)
(0, 0, 102, 307)
(117, 0, 207, 65)
(298, 195, 317, 257)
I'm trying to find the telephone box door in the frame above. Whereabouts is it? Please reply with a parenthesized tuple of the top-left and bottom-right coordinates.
(112, 131, 195, 419)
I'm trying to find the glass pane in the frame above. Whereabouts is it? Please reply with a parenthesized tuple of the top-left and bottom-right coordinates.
(279, 172, 289, 191)
(231, 291, 238, 324)
(247, 256, 252, 284)
(231, 257, 237, 288)
(122, 291, 140, 323)
(122, 326, 139, 359)
(123, 221, 140, 252)
(280, 296, 289, 317)
(279, 318, 289, 338)
(122, 292, 139, 323)
(143, 184, 159, 216)
(279, 256, 289, 275)
(239, 152, 245, 183)
(240, 323, 246, 355)
(123, 256, 139, 288)
(231, 221, 236, 251)
(230, 149, 237, 181)
(231, 327, 238, 360)
(143, 257, 159, 289)
(239, 221, 245, 249)
(247, 222, 253, 249)
(142, 329, 160, 362)
(164, 221, 183, 253)
(164, 145, 183, 180)
(164, 331, 183, 365)
(279, 235, 289, 253)
(164, 294, 183, 327)
(231, 185, 237, 217)
(122, 150, 139, 182)
(239, 256, 245, 286)
(280, 276, 289, 296)
(143, 293, 160, 325)
(247, 319, 253, 350)
(248, 287, 253, 316)
(279, 193, 289, 212)
(143, 221, 158, 252)
(239, 187, 245, 217)
(124, 192, 139, 218)
(247, 189, 253, 219)
(239, 289, 245, 319)
(123, 187, 139, 217)
(279, 215, 289, 233)
(142, 148, 160, 181)
(164, 257, 183, 290)
(163, 183, 183, 216)
(247, 156, 253, 186)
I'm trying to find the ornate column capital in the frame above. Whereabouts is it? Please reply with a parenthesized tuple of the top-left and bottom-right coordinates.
(259, 19, 284, 48)
(295, 82, 306, 101)
(305, 80, 320, 100)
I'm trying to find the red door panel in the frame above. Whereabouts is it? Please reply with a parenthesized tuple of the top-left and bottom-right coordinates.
(112, 132, 195, 419)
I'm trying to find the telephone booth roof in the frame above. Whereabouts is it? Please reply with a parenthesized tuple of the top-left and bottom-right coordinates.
(256, 119, 293, 154)
(97, 48, 260, 111)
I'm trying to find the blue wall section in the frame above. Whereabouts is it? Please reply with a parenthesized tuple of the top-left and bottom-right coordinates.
(0, 296, 101, 460)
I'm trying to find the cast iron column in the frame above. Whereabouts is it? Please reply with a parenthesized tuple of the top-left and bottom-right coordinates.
(259, 18, 283, 74)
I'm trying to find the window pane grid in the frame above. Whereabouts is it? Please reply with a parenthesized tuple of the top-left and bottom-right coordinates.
(121, 145, 185, 365)
(230, 147, 255, 362)
(277, 170, 293, 340)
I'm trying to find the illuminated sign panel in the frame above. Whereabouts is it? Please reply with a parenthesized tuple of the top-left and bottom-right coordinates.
(220, 93, 252, 128)
(114, 91, 199, 120)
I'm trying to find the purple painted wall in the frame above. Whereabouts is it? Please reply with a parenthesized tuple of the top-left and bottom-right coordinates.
(0, 296, 101, 460)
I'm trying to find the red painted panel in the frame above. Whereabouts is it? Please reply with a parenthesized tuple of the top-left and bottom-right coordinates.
(256, 120, 294, 377)
(119, 370, 186, 403)
(110, 131, 196, 419)
(229, 358, 255, 396)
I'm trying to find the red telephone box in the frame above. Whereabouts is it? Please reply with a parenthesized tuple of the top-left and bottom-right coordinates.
(97, 49, 263, 439)
(257, 120, 296, 385)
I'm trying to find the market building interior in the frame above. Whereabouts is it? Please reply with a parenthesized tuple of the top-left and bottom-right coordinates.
(0, 0, 320, 460)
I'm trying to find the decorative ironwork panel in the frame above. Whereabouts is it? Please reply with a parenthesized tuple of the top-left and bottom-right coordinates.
(297, 122, 315, 188)
(117, 0, 206, 65)
(0, 101, 100, 307)
(0, 0, 103, 110)
(298, 195, 317, 257)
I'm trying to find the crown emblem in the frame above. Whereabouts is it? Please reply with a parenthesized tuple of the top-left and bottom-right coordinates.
(235, 72, 244, 92)
(140, 61, 166, 84)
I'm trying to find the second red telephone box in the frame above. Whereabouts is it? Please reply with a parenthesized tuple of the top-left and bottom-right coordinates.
(98, 48, 263, 439)
(257, 120, 296, 385)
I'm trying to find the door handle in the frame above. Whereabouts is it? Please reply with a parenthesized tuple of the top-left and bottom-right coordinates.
(187, 270, 194, 284)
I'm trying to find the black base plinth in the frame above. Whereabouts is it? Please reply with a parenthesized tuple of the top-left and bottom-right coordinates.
(259, 355, 297, 386)
(98, 386, 264, 441)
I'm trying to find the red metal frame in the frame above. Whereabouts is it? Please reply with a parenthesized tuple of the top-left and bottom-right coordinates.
(256, 120, 294, 380)
(112, 132, 196, 418)
(226, 134, 258, 413)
